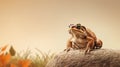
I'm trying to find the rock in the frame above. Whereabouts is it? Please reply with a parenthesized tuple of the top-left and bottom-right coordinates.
(46, 49, 120, 67)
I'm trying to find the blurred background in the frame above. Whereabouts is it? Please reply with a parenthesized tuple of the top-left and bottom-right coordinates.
(0, 0, 120, 53)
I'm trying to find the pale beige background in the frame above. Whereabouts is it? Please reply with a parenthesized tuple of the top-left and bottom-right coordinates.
(0, 0, 120, 53)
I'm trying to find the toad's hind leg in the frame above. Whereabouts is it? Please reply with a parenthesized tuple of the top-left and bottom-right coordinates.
(95, 39, 103, 49)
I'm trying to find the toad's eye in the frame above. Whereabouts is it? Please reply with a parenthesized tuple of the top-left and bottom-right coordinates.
(76, 23, 81, 29)
(76, 25, 81, 29)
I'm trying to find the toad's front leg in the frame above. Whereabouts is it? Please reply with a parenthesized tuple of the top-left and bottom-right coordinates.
(85, 37, 94, 54)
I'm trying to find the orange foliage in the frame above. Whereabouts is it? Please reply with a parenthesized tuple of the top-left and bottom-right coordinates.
(0, 45, 32, 67)
(0, 45, 11, 67)
(0, 53, 11, 66)
(18, 59, 31, 67)
(10, 63, 16, 67)
(1, 45, 8, 51)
